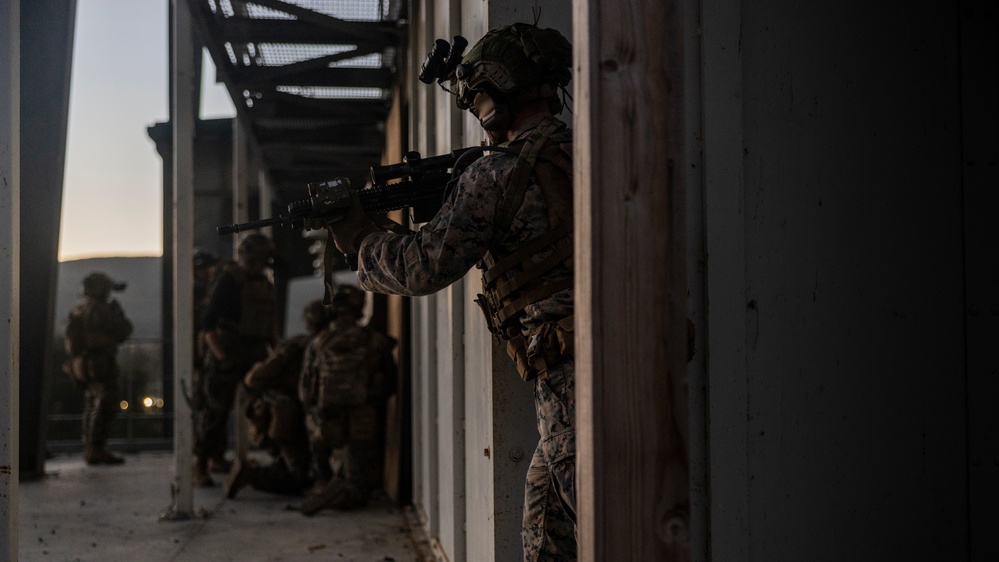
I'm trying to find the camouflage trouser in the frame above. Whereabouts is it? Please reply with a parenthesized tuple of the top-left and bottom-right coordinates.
(305, 404, 380, 496)
(246, 455, 313, 496)
(523, 358, 578, 562)
(81, 352, 121, 450)
(193, 356, 245, 461)
(246, 397, 313, 495)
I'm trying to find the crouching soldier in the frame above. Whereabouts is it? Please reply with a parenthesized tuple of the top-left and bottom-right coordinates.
(298, 286, 397, 514)
(226, 300, 332, 499)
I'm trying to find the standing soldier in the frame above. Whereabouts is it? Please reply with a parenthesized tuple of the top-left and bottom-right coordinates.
(324, 23, 577, 560)
(298, 285, 397, 514)
(225, 300, 332, 499)
(64, 272, 133, 465)
(192, 247, 219, 338)
(189, 248, 219, 417)
(194, 233, 278, 486)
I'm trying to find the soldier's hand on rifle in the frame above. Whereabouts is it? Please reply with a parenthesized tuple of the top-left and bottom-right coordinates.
(328, 189, 381, 254)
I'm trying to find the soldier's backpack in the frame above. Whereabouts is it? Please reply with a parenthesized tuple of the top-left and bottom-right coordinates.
(314, 325, 387, 408)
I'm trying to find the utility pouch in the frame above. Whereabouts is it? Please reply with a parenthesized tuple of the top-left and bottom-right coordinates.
(506, 335, 539, 382)
(555, 315, 574, 358)
(525, 316, 575, 382)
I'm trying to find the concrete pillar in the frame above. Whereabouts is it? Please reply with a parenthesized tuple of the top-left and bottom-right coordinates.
(18, 0, 76, 480)
(0, 0, 20, 557)
(168, 0, 197, 518)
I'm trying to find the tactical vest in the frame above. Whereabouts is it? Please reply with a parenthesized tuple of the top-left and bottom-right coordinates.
(65, 299, 133, 357)
(473, 116, 574, 381)
(223, 264, 276, 341)
(244, 334, 311, 396)
(308, 324, 389, 409)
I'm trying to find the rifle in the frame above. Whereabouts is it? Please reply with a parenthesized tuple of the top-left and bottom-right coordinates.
(217, 146, 514, 236)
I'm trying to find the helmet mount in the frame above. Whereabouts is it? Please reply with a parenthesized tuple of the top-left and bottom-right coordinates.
(420, 23, 573, 119)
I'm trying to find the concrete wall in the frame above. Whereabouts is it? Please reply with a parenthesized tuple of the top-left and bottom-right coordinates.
(695, 0, 993, 559)
(405, 2, 571, 560)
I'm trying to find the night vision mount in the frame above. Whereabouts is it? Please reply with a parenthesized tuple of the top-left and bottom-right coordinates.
(418, 35, 468, 86)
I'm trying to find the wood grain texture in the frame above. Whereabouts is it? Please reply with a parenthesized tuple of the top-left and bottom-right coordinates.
(574, 0, 690, 560)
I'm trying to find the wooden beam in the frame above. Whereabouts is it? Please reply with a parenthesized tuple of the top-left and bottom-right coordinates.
(574, 0, 690, 560)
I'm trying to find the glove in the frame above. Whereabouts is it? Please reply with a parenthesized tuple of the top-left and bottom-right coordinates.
(327, 189, 381, 254)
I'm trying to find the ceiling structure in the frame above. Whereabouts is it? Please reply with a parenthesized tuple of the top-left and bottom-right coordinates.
(186, 0, 407, 203)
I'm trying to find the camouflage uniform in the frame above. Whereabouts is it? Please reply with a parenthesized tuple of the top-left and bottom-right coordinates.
(298, 303, 397, 512)
(197, 261, 277, 473)
(357, 113, 577, 560)
(227, 334, 313, 497)
(64, 273, 133, 465)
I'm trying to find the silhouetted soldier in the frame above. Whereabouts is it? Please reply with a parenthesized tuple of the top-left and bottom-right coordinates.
(64, 272, 133, 465)
(194, 233, 277, 485)
(226, 300, 332, 499)
(298, 286, 397, 514)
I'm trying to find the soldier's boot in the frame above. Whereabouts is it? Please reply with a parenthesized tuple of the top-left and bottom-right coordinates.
(193, 457, 216, 487)
(225, 459, 256, 499)
(207, 456, 233, 474)
(84, 446, 124, 465)
(300, 479, 354, 516)
(305, 477, 330, 497)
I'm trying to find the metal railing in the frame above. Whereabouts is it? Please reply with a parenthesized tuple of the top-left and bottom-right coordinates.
(47, 338, 173, 453)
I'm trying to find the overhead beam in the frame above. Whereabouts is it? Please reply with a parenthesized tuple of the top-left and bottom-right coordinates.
(259, 139, 385, 155)
(231, 66, 395, 90)
(242, 0, 400, 44)
(228, 45, 384, 83)
(253, 126, 384, 146)
(212, 18, 396, 44)
(244, 95, 390, 119)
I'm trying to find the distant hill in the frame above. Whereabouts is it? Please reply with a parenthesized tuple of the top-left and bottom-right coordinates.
(56, 257, 162, 339)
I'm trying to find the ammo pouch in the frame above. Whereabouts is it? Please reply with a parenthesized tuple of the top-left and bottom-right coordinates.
(505, 316, 574, 382)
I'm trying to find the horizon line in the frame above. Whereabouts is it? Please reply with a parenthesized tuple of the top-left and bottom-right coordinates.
(59, 252, 163, 263)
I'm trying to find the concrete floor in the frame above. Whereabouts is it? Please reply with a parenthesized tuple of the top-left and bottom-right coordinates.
(18, 451, 421, 562)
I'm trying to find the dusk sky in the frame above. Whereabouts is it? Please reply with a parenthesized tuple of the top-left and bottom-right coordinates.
(59, 0, 234, 261)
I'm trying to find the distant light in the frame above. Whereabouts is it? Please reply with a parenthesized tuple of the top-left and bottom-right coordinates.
(119, 400, 129, 410)
(155, 398, 165, 408)
(143, 397, 154, 408)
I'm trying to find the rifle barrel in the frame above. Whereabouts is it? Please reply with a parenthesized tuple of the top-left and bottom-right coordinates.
(216, 215, 290, 235)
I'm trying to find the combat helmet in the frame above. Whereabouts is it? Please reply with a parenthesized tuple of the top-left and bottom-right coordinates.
(302, 299, 332, 332)
(193, 247, 219, 270)
(450, 23, 572, 115)
(330, 285, 366, 318)
(82, 272, 126, 299)
(237, 233, 275, 266)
